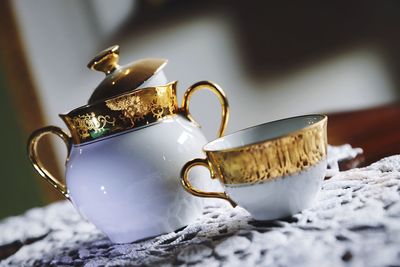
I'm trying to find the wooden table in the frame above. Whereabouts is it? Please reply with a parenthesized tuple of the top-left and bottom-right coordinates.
(328, 103, 400, 166)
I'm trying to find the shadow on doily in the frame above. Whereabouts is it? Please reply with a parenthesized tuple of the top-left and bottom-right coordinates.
(32, 207, 301, 266)
(247, 215, 298, 232)
(33, 223, 243, 265)
(0, 232, 50, 261)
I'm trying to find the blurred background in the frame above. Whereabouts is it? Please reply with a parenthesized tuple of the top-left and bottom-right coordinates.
(0, 0, 399, 219)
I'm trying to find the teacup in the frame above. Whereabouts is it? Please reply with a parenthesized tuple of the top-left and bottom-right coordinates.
(181, 115, 328, 220)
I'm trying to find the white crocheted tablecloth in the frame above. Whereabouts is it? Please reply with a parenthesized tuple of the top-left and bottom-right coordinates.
(1, 154, 400, 266)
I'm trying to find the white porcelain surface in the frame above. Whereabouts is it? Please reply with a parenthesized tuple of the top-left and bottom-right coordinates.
(66, 115, 220, 243)
(224, 159, 327, 220)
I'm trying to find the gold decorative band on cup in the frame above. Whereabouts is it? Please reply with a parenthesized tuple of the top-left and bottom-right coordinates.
(60, 82, 179, 144)
(206, 116, 328, 185)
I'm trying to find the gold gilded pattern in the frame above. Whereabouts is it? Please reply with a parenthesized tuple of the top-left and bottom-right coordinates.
(72, 114, 116, 139)
(59, 80, 229, 145)
(208, 118, 327, 184)
(60, 82, 178, 144)
(180, 115, 327, 207)
(105, 85, 177, 126)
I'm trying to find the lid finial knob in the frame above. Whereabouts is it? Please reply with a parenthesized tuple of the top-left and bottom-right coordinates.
(87, 45, 120, 75)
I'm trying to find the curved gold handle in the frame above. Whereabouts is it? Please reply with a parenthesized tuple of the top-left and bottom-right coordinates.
(180, 158, 236, 207)
(181, 81, 229, 137)
(28, 126, 72, 199)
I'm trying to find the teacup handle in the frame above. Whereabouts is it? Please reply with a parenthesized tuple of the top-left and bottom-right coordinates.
(181, 157, 237, 207)
(27, 126, 72, 199)
(181, 81, 229, 137)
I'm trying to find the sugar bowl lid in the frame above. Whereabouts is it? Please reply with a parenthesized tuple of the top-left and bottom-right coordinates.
(87, 45, 167, 104)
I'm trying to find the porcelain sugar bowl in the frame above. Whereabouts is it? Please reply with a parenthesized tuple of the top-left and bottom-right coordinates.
(28, 45, 229, 243)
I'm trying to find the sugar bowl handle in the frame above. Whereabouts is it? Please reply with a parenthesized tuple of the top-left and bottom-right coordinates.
(180, 157, 236, 207)
(28, 126, 72, 199)
(181, 81, 229, 137)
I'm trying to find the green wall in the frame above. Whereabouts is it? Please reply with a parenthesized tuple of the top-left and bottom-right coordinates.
(0, 62, 44, 219)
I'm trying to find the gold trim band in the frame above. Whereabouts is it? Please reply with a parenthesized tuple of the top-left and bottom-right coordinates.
(206, 115, 328, 184)
(60, 82, 179, 144)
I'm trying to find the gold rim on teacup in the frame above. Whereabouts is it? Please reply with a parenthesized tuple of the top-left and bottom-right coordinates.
(180, 114, 328, 207)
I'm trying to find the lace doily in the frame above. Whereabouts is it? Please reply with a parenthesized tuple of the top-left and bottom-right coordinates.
(2, 150, 400, 267)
